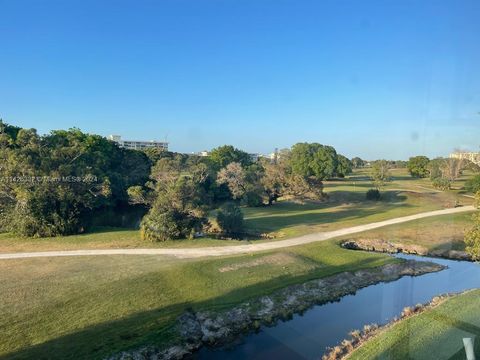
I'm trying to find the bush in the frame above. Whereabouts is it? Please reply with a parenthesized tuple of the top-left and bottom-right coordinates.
(241, 190, 264, 207)
(216, 202, 245, 237)
(140, 208, 205, 242)
(465, 213, 480, 260)
(432, 177, 451, 190)
(366, 189, 381, 201)
(465, 175, 480, 194)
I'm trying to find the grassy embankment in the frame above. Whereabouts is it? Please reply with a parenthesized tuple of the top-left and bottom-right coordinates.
(0, 168, 474, 253)
(0, 241, 395, 360)
(348, 289, 480, 360)
(338, 212, 474, 252)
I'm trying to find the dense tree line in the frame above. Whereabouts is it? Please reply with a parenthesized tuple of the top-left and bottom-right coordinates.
(405, 155, 480, 190)
(0, 121, 151, 237)
(0, 121, 352, 240)
(134, 142, 352, 241)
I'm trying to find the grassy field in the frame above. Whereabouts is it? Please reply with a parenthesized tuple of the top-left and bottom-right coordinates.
(348, 289, 480, 360)
(339, 212, 475, 252)
(0, 240, 395, 360)
(0, 168, 477, 359)
(0, 168, 474, 253)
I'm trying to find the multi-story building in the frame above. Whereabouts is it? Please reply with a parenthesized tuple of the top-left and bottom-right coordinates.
(108, 135, 168, 151)
(449, 151, 480, 165)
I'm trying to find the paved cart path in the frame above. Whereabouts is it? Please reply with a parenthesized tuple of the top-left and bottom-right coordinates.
(0, 206, 475, 260)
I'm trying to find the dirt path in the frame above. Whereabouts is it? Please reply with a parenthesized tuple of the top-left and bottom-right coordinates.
(0, 206, 475, 260)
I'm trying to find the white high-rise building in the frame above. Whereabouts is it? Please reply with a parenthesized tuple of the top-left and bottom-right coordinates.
(108, 135, 168, 151)
(449, 151, 480, 165)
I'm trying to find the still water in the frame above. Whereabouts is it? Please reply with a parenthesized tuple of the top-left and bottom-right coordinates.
(196, 255, 480, 360)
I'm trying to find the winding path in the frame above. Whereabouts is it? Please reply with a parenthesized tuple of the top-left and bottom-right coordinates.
(0, 206, 476, 260)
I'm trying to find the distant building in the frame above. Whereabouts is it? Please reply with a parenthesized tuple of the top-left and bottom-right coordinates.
(108, 135, 168, 151)
(196, 151, 209, 157)
(449, 151, 480, 165)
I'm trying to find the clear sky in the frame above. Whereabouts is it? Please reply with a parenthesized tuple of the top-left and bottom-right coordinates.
(1, 0, 479, 159)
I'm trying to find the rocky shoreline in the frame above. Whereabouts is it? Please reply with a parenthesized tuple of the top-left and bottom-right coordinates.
(341, 238, 472, 261)
(108, 259, 445, 360)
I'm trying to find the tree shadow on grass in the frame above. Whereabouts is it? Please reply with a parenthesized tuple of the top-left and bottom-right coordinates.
(246, 193, 411, 234)
(324, 182, 375, 189)
(1, 256, 388, 360)
(326, 190, 408, 204)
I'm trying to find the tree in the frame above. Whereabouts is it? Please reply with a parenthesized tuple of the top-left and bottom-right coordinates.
(336, 155, 353, 178)
(209, 145, 251, 169)
(140, 175, 207, 241)
(441, 158, 464, 182)
(351, 157, 366, 169)
(290, 143, 338, 180)
(407, 156, 430, 178)
(311, 146, 338, 180)
(216, 162, 248, 200)
(370, 160, 391, 189)
(465, 212, 480, 260)
(261, 160, 287, 205)
(0, 122, 151, 237)
(465, 175, 480, 194)
(428, 158, 444, 180)
(216, 202, 245, 237)
(142, 148, 174, 165)
(432, 177, 451, 191)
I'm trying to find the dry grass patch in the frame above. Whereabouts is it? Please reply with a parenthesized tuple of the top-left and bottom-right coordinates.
(218, 253, 299, 272)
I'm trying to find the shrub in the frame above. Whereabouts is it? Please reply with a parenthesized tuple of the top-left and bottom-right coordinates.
(432, 177, 451, 190)
(140, 208, 205, 242)
(216, 202, 245, 237)
(465, 213, 480, 260)
(465, 175, 480, 194)
(241, 190, 264, 207)
(366, 189, 381, 201)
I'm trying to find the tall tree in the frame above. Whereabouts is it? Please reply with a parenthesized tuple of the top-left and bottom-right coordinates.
(216, 162, 248, 200)
(441, 158, 465, 181)
(209, 145, 252, 169)
(407, 156, 430, 178)
(0, 122, 150, 237)
(336, 155, 353, 177)
(139, 157, 208, 241)
(351, 157, 366, 169)
(370, 160, 391, 189)
(290, 143, 338, 180)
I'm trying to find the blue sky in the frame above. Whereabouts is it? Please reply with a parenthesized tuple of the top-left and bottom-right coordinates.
(1, 0, 479, 159)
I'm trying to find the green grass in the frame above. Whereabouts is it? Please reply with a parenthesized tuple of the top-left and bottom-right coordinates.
(0, 168, 474, 253)
(0, 227, 243, 253)
(1, 168, 477, 359)
(0, 240, 395, 360)
(339, 212, 475, 252)
(349, 289, 480, 360)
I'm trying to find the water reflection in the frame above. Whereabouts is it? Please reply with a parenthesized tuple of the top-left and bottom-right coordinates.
(196, 255, 480, 360)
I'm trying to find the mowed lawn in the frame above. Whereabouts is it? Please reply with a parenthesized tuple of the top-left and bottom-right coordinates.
(0, 168, 476, 359)
(339, 212, 475, 252)
(349, 289, 480, 360)
(0, 168, 473, 253)
(0, 241, 395, 360)
(243, 168, 472, 238)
